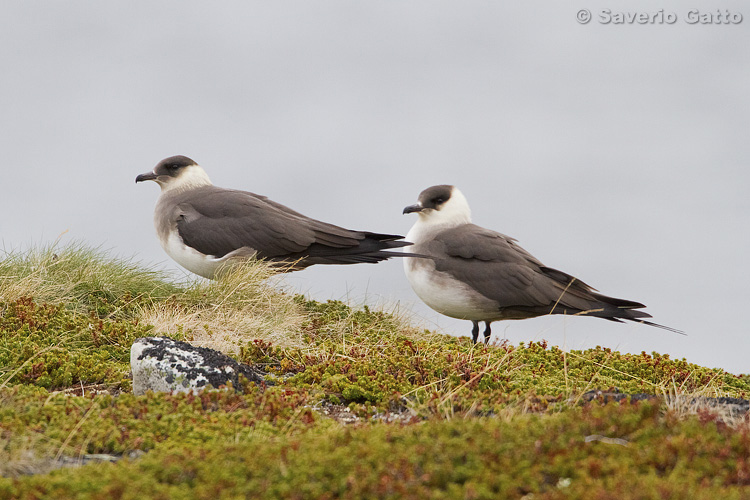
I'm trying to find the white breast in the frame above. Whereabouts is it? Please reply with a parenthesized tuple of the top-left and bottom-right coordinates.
(404, 258, 500, 321)
(404, 221, 499, 321)
(161, 231, 229, 279)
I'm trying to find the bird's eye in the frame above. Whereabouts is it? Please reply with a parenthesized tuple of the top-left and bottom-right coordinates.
(433, 197, 444, 204)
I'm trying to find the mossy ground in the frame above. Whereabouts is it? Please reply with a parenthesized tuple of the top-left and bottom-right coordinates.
(1, 245, 748, 499)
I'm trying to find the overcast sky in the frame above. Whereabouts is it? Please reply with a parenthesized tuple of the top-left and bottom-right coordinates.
(1, 1, 748, 373)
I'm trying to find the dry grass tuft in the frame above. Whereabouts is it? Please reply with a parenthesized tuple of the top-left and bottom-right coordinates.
(138, 260, 307, 353)
(0, 437, 55, 478)
(664, 395, 750, 427)
(0, 241, 177, 310)
(0, 242, 423, 356)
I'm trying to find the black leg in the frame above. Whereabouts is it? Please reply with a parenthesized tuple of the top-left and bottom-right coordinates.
(471, 321, 480, 343)
(482, 322, 492, 344)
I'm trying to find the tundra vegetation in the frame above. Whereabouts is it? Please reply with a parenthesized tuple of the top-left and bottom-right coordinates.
(1, 244, 749, 499)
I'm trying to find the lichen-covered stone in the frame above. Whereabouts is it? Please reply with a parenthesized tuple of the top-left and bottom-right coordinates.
(130, 337, 268, 395)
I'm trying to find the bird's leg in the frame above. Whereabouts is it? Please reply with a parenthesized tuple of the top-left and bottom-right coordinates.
(471, 321, 480, 344)
(482, 322, 492, 344)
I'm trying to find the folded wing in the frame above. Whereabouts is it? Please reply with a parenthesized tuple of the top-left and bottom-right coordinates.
(173, 186, 409, 269)
(432, 224, 667, 326)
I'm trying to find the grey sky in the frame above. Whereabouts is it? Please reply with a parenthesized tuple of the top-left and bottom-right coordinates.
(1, 2, 748, 373)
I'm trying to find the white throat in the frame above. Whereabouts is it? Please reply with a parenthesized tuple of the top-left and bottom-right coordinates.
(406, 187, 472, 244)
(158, 165, 213, 194)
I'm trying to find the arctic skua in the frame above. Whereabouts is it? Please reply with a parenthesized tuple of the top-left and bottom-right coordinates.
(136, 155, 410, 278)
(402, 184, 682, 343)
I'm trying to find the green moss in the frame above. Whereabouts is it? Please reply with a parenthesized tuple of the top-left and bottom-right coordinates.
(0, 297, 154, 390)
(240, 300, 750, 417)
(0, 383, 317, 460)
(2, 247, 749, 498)
(3, 402, 750, 499)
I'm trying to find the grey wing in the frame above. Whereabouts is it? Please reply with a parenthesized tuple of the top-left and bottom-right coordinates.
(174, 187, 361, 259)
(433, 224, 599, 311)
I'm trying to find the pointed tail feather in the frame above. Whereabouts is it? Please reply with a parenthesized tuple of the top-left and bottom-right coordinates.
(553, 289, 685, 335)
(626, 318, 686, 335)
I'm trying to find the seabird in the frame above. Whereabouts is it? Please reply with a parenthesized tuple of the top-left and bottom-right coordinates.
(402, 185, 682, 343)
(136, 155, 410, 278)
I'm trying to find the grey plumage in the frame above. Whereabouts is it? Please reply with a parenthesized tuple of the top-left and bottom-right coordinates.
(403, 185, 682, 343)
(169, 186, 407, 267)
(136, 155, 410, 277)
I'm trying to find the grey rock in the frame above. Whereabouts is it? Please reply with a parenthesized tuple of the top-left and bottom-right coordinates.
(577, 390, 750, 416)
(131, 337, 269, 396)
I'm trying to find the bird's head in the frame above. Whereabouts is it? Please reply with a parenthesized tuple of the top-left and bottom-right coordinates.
(403, 185, 471, 226)
(136, 155, 212, 193)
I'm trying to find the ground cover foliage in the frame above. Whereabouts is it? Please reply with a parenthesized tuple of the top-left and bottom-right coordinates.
(1, 244, 749, 499)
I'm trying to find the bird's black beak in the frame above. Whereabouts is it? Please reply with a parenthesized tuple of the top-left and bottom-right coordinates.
(135, 172, 158, 183)
(403, 204, 423, 214)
